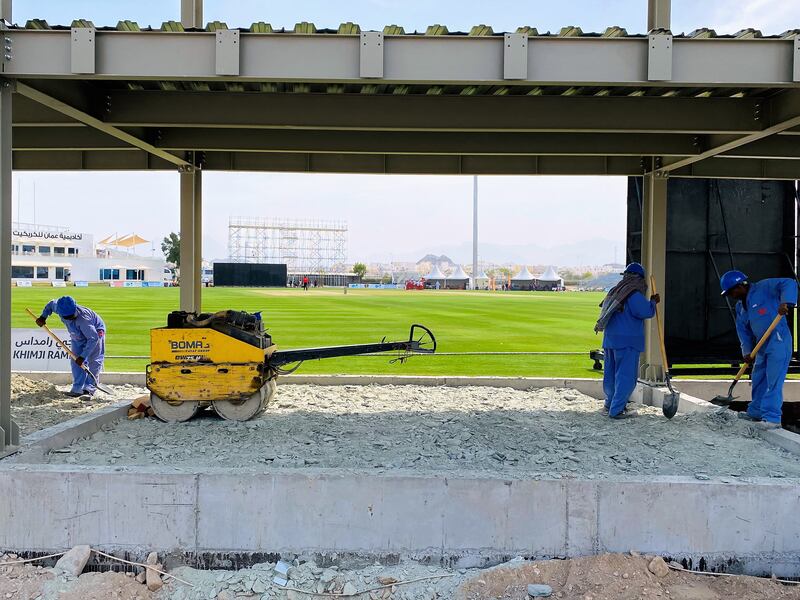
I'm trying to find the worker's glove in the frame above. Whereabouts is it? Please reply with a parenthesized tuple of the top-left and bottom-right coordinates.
(35, 317, 46, 327)
(743, 354, 755, 365)
(650, 293, 661, 304)
(778, 303, 793, 316)
(74, 356, 85, 368)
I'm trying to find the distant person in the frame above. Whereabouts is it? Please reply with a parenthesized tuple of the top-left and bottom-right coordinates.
(303, 276, 309, 291)
(36, 296, 106, 400)
(721, 270, 797, 429)
(435, 281, 440, 290)
(594, 263, 659, 419)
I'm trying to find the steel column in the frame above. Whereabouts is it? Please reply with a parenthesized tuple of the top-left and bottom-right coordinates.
(1, 0, 10, 23)
(179, 168, 202, 313)
(647, 0, 671, 31)
(641, 172, 668, 381)
(0, 80, 18, 452)
(472, 176, 478, 290)
(180, 0, 203, 29)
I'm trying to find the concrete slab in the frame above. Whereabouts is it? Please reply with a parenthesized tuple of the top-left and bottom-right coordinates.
(1, 465, 799, 575)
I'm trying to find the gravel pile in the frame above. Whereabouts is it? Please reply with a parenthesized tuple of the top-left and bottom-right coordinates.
(36, 384, 800, 479)
(166, 559, 465, 600)
(9, 374, 147, 436)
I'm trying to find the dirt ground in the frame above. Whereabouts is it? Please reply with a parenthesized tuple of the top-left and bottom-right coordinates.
(0, 553, 797, 600)
(10, 374, 147, 436)
(34, 384, 800, 480)
(457, 554, 800, 600)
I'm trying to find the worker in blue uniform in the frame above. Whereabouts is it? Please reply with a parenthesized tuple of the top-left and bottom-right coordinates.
(595, 263, 660, 419)
(720, 270, 797, 429)
(36, 296, 106, 399)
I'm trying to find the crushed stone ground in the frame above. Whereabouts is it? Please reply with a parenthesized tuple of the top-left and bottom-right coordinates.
(30, 384, 800, 479)
(1, 553, 798, 600)
(10, 373, 147, 436)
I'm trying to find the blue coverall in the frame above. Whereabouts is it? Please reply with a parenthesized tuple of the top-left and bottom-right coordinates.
(602, 291, 656, 417)
(41, 301, 106, 395)
(734, 278, 797, 424)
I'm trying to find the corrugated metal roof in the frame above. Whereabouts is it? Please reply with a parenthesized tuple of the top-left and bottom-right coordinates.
(15, 20, 800, 39)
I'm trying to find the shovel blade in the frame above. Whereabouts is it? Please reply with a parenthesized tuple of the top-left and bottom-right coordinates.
(709, 395, 735, 407)
(662, 391, 680, 419)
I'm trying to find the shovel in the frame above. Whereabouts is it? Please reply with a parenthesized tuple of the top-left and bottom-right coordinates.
(25, 308, 113, 395)
(710, 313, 783, 406)
(650, 276, 680, 418)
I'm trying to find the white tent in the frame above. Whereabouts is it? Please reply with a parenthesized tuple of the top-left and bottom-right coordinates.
(512, 266, 535, 281)
(447, 265, 469, 280)
(425, 264, 446, 280)
(538, 266, 562, 282)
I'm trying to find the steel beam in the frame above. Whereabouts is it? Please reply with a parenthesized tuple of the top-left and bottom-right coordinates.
(103, 92, 762, 134)
(641, 172, 668, 382)
(658, 90, 800, 174)
(0, 80, 18, 453)
(12, 127, 702, 156)
(179, 166, 201, 313)
(3, 29, 799, 87)
(11, 149, 800, 179)
(180, 0, 203, 29)
(14, 83, 192, 169)
(472, 176, 478, 291)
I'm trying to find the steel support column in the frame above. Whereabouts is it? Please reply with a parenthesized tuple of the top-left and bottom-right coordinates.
(472, 176, 478, 290)
(0, 80, 19, 453)
(641, 172, 668, 381)
(179, 169, 202, 313)
(180, 0, 203, 29)
(647, 0, 671, 31)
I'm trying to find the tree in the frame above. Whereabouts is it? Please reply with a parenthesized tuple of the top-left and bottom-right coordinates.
(162, 232, 180, 267)
(352, 262, 367, 281)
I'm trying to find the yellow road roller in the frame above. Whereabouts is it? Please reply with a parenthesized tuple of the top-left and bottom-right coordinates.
(146, 310, 435, 422)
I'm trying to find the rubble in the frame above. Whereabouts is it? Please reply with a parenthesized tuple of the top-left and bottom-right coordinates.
(37, 384, 800, 479)
(53, 544, 91, 578)
(10, 374, 147, 435)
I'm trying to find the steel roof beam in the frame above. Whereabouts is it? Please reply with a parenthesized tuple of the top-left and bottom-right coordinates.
(12, 127, 702, 156)
(658, 89, 800, 173)
(101, 92, 761, 134)
(12, 150, 800, 179)
(4, 29, 799, 87)
(14, 82, 192, 169)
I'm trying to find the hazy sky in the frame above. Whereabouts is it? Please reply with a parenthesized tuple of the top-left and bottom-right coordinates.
(10, 0, 799, 264)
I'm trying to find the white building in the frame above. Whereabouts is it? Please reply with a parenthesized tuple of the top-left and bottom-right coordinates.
(11, 223, 168, 285)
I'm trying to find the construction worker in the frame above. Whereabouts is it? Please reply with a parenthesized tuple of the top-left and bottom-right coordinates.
(35, 296, 106, 399)
(595, 263, 660, 419)
(720, 270, 797, 429)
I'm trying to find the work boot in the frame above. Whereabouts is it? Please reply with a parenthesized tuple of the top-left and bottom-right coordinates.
(756, 421, 782, 431)
(78, 393, 93, 402)
(599, 405, 609, 415)
(64, 391, 83, 398)
(609, 411, 636, 420)
(737, 412, 759, 422)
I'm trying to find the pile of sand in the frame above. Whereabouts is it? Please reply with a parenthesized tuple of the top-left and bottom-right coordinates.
(10, 374, 60, 406)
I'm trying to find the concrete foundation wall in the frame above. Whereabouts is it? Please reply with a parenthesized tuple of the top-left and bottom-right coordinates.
(1, 466, 799, 574)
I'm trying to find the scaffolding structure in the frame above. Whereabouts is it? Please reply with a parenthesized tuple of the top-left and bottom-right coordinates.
(228, 217, 348, 275)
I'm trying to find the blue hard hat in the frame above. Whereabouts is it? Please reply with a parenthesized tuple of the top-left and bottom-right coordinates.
(55, 296, 77, 317)
(623, 262, 646, 278)
(720, 270, 748, 295)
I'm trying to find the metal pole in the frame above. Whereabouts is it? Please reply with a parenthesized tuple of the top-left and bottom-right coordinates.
(472, 176, 478, 290)
(179, 168, 200, 313)
(180, 0, 203, 29)
(647, 0, 671, 31)
(641, 172, 668, 381)
(0, 0, 11, 23)
(0, 79, 19, 452)
(193, 170, 202, 312)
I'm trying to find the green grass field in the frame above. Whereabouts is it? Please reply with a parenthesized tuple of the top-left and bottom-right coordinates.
(11, 287, 608, 377)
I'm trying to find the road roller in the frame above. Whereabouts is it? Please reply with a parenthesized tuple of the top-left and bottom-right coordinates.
(146, 310, 436, 422)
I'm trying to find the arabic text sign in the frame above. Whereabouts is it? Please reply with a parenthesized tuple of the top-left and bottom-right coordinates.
(11, 328, 72, 372)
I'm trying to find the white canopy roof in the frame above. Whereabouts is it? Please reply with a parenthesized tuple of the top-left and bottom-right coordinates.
(512, 266, 535, 281)
(448, 265, 469, 280)
(425, 264, 446, 279)
(538, 266, 562, 282)
(476, 271, 490, 280)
